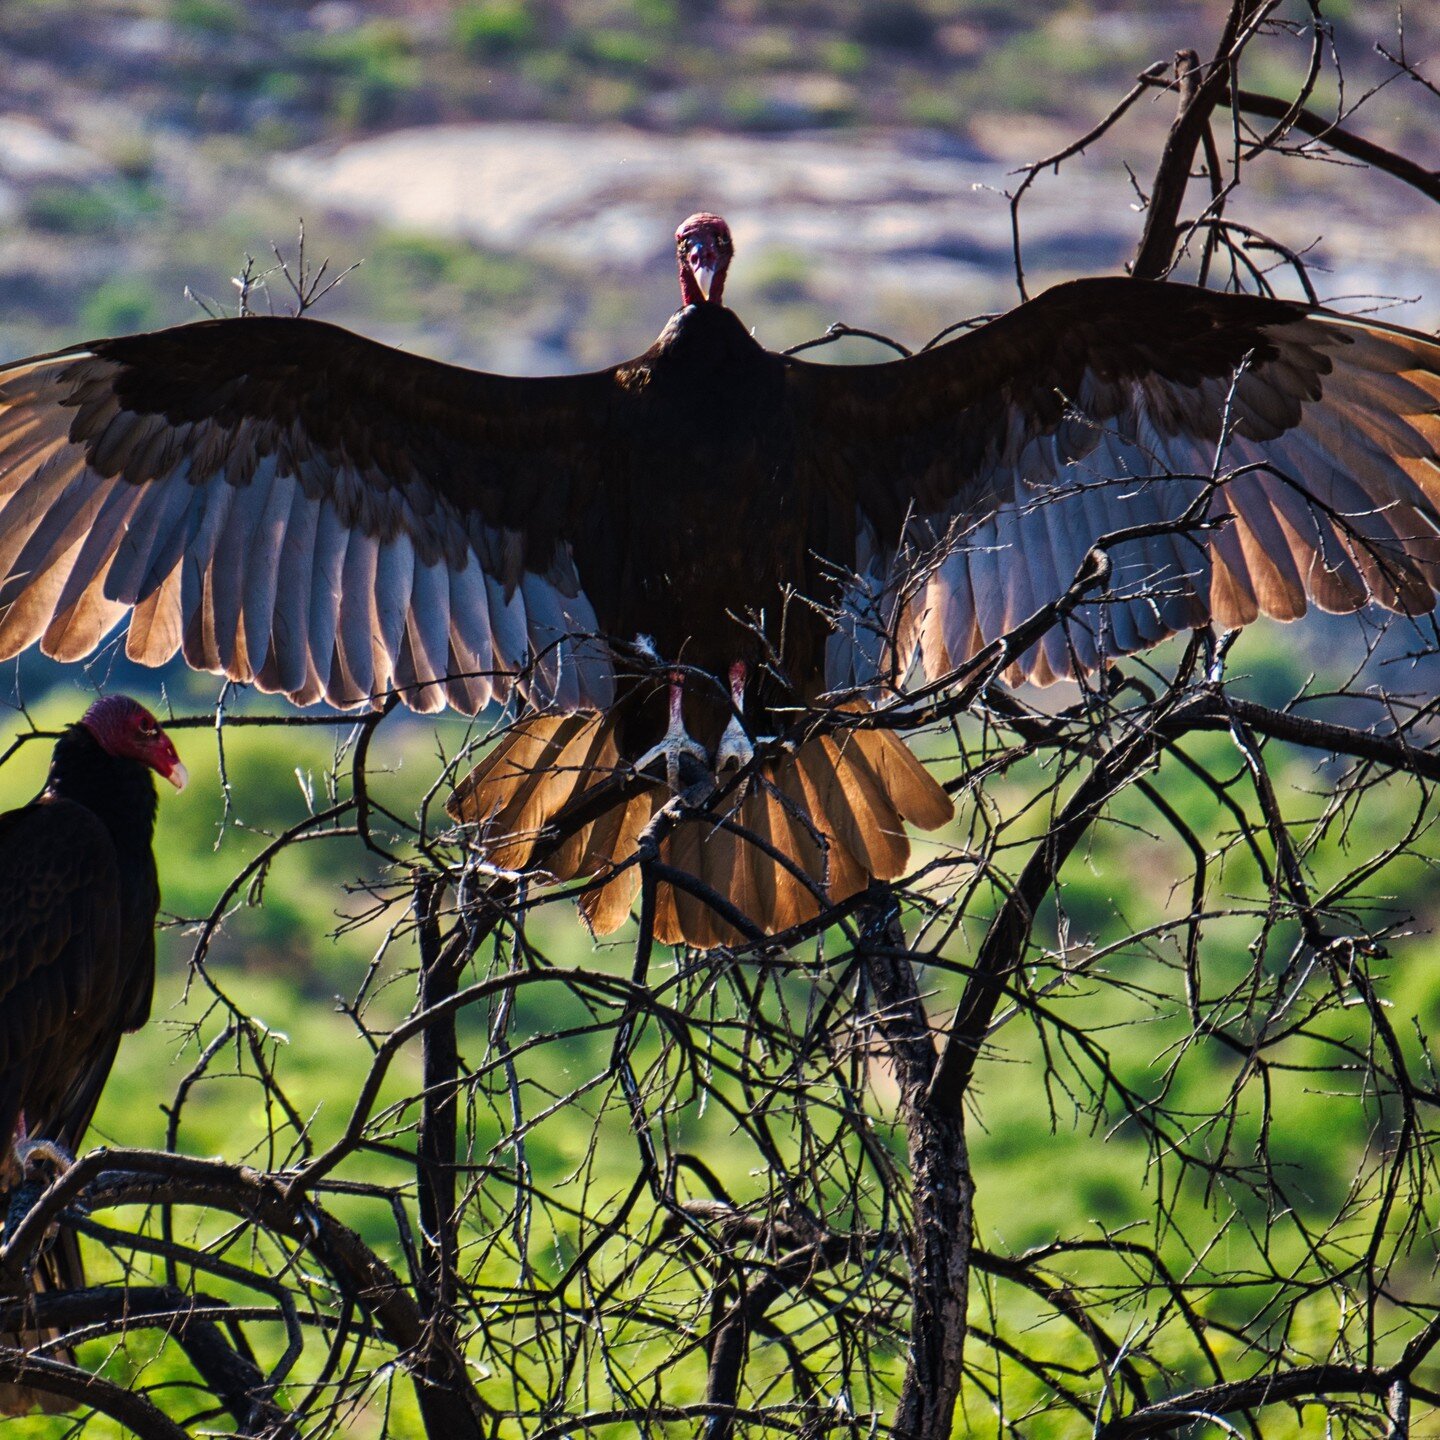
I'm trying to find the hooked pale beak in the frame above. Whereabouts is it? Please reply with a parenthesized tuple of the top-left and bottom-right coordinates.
(686, 242, 718, 301)
(164, 759, 189, 792)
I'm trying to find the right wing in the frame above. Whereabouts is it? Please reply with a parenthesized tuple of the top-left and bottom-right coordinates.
(0, 316, 632, 713)
(790, 279, 1440, 688)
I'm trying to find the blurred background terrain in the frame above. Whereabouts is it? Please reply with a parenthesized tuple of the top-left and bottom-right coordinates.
(0, 4, 1438, 1432)
(2, 0, 1438, 369)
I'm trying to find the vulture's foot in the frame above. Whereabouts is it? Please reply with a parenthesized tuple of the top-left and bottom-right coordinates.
(3, 1139, 75, 1240)
(635, 669, 710, 791)
(4, 1178, 46, 1242)
(14, 1138, 74, 1184)
(715, 660, 755, 773)
(715, 714, 753, 773)
(635, 727, 710, 792)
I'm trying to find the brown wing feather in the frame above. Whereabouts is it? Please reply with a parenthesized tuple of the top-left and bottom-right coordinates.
(0, 318, 629, 715)
(791, 278, 1440, 687)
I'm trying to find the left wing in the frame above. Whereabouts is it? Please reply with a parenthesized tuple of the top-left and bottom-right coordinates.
(791, 278, 1440, 688)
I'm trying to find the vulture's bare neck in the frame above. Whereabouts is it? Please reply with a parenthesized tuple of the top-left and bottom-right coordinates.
(44, 727, 159, 853)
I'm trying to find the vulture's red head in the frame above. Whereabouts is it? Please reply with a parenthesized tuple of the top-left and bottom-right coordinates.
(676, 213, 733, 308)
(81, 696, 188, 791)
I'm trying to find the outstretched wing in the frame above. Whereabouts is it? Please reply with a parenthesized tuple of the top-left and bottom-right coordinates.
(0, 317, 625, 714)
(792, 278, 1440, 688)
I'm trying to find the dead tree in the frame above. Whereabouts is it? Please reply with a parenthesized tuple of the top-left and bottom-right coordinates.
(2, 2, 1440, 1435)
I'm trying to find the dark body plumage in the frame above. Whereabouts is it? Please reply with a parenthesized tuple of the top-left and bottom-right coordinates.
(0, 725, 159, 1161)
(0, 703, 176, 1415)
(0, 217, 1437, 944)
(604, 307, 797, 665)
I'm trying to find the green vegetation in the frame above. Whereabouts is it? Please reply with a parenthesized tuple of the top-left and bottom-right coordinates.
(23, 180, 165, 238)
(300, 21, 424, 128)
(0, 0, 1434, 1429)
(344, 229, 570, 341)
(454, 1, 540, 60)
(3, 0, 1420, 150)
(2, 615, 1436, 1433)
(78, 276, 167, 334)
(170, 0, 243, 36)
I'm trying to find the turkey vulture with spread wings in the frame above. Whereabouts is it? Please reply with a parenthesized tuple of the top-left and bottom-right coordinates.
(0, 695, 185, 1415)
(0, 214, 1437, 946)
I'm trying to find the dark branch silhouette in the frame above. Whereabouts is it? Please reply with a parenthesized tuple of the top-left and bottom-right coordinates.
(0, 2, 1438, 1435)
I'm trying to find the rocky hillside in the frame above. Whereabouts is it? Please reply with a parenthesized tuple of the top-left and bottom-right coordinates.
(0, 0, 1435, 373)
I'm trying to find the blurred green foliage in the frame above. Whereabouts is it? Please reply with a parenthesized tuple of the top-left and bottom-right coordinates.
(299, 20, 425, 128)
(78, 276, 167, 333)
(454, 0, 539, 59)
(171, 0, 242, 36)
(4, 0, 1418, 148)
(2, 622, 1436, 1433)
(23, 180, 165, 239)
(357, 231, 539, 324)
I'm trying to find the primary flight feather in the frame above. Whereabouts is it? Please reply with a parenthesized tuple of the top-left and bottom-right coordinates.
(0, 214, 1436, 945)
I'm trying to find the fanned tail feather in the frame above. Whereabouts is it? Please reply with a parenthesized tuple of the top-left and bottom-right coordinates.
(447, 708, 954, 949)
(445, 713, 622, 872)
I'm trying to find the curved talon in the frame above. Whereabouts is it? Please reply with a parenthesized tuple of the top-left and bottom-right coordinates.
(634, 732, 709, 791)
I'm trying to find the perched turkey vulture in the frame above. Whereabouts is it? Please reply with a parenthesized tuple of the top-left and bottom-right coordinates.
(0, 695, 185, 1415)
(0, 214, 1437, 945)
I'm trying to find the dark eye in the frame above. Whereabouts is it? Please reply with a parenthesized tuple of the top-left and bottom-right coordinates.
(139, 725, 158, 739)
